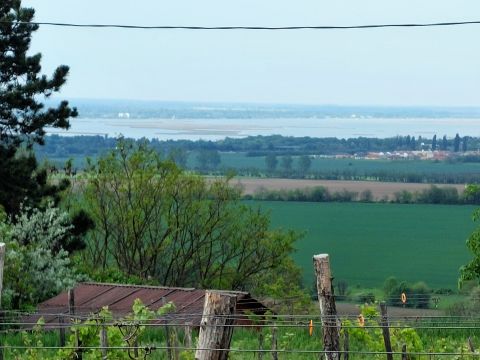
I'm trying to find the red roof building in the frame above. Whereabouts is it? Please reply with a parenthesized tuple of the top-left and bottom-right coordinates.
(28, 282, 268, 329)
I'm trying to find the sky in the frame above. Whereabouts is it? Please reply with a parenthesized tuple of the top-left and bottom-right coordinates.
(24, 0, 480, 106)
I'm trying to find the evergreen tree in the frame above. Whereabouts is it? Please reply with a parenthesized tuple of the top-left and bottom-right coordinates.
(441, 135, 448, 151)
(463, 136, 468, 152)
(454, 133, 461, 152)
(411, 136, 416, 150)
(0, 1, 77, 215)
(432, 135, 437, 151)
(405, 135, 411, 148)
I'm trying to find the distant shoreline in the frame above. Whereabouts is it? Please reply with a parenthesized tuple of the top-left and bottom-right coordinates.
(46, 116, 480, 141)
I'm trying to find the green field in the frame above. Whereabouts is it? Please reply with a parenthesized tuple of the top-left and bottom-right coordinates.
(250, 201, 478, 289)
(216, 152, 480, 175)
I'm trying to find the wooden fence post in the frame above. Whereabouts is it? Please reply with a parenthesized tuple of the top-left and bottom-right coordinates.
(162, 297, 173, 360)
(0, 243, 5, 360)
(69, 288, 82, 360)
(468, 337, 475, 353)
(380, 302, 393, 360)
(258, 331, 264, 360)
(343, 330, 349, 360)
(59, 316, 66, 347)
(185, 322, 193, 349)
(313, 254, 340, 360)
(0, 243, 5, 307)
(401, 344, 407, 360)
(195, 291, 237, 360)
(271, 326, 278, 360)
(68, 288, 75, 316)
(172, 326, 180, 360)
(100, 324, 108, 359)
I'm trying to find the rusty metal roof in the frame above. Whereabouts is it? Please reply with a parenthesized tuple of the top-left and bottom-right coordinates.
(30, 282, 267, 329)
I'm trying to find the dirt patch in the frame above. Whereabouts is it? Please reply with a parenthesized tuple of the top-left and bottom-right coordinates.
(233, 178, 465, 201)
(336, 302, 442, 316)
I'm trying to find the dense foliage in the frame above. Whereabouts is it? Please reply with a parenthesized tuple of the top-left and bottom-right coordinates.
(36, 134, 480, 161)
(0, 204, 85, 309)
(78, 140, 302, 293)
(0, 0, 77, 215)
(36, 134, 480, 184)
(246, 185, 480, 205)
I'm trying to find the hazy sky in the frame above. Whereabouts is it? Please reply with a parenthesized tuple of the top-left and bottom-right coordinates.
(24, 0, 480, 106)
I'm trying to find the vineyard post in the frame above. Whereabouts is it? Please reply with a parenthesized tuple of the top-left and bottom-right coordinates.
(69, 289, 82, 360)
(272, 326, 278, 360)
(162, 297, 173, 360)
(185, 322, 193, 348)
(172, 326, 180, 360)
(468, 337, 475, 353)
(313, 254, 340, 360)
(0, 243, 5, 360)
(195, 291, 237, 360)
(59, 316, 66, 346)
(380, 302, 393, 360)
(100, 323, 108, 359)
(68, 288, 75, 316)
(343, 330, 349, 360)
(401, 344, 407, 360)
(258, 330, 264, 360)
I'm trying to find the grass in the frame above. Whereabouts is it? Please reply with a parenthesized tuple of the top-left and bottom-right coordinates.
(4, 321, 480, 359)
(248, 201, 478, 290)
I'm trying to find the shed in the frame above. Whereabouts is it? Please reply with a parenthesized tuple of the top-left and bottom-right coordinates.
(27, 282, 268, 329)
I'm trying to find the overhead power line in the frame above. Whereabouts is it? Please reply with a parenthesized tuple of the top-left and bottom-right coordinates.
(3, 20, 480, 31)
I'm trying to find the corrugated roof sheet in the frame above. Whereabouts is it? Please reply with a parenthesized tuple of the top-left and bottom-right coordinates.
(30, 282, 267, 329)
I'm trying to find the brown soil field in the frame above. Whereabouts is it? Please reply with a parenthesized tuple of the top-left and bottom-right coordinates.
(336, 303, 442, 316)
(232, 178, 466, 201)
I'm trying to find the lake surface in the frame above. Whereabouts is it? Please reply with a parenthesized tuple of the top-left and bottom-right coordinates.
(47, 116, 480, 140)
(44, 100, 480, 140)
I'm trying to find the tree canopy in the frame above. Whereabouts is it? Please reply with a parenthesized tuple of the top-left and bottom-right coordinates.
(0, 0, 77, 215)
(459, 187, 480, 287)
(79, 140, 301, 292)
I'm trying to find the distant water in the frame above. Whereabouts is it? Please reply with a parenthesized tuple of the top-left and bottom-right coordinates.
(46, 116, 480, 141)
(45, 100, 480, 140)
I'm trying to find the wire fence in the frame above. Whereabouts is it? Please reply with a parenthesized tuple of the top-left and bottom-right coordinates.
(1, 310, 480, 359)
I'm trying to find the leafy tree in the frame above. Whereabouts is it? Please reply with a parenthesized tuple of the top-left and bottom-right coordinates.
(196, 149, 221, 170)
(460, 208, 480, 287)
(281, 155, 293, 172)
(432, 134, 437, 151)
(168, 147, 188, 168)
(359, 189, 373, 202)
(81, 140, 301, 292)
(1, 204, 85, 309)
(265, 153, 278, 172)
(464, 184, 480, 204)
(298, 155, 312, 173)
(0, 0, 77, 215)
(454, 133, 461, 152)
(384, 276, 431, 308)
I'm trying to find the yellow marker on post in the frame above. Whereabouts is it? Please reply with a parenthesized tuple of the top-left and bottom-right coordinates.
(358, 314, 365, 327)
(309, 319, 313, 336)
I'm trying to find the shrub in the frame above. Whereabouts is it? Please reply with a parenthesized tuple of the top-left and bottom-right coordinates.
(2, 204, 86, 309)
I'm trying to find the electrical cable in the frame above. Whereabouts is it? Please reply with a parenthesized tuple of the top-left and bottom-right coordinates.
(2, 20, 480, 31)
